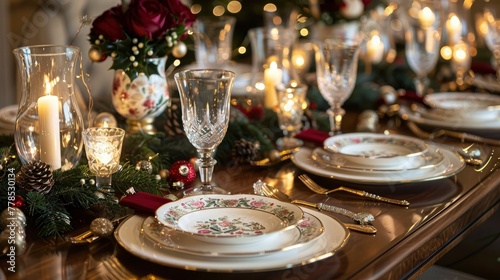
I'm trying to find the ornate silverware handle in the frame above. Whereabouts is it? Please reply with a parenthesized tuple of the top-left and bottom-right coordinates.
(336, 187, 409, 206)
(292, 200, 375, 225)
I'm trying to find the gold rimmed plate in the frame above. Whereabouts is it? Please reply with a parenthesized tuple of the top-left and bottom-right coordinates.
(141, 211, 324, 257)
(311, 146, 445, 173)
(115, 207, 349, 272)
(323, 133, 428, 168)
(155, 194, 304, 245)
(292, 147, 465, 185)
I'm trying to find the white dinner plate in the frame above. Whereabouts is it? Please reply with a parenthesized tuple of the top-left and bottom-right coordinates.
(141, 210, 324, 257)
(311, 146, 445, 172)
(155, 194, 303, 245)
(115, 207, 349, 272)
(323, 133, 428, 168)
(399, 105, 500, 131)
(423, 92, 500, 121)
(292, 147, 465, 184)
(0, 105, 18, 124)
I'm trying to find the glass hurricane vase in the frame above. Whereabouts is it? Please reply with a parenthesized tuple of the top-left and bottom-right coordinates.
(13, 45, 85, 171)
(174, 69, 235, 196)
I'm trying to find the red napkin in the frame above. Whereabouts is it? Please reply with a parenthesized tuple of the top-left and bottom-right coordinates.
(119, 192, 172, 215)
(295, 128, 330, 146)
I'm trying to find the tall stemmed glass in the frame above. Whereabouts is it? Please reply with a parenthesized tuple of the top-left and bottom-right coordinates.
(174, 69, 235, 196)
(314, 36, 361, 136)
(484, 5, 500, 80)
(401, 0, 442, 97)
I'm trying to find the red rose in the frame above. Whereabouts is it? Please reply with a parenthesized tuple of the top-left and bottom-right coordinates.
(162, 0, 196, 29)
(90, 6, 126, 41)
(125, 0, 169, 39)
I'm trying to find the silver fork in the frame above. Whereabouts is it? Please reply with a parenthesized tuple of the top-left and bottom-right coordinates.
(298, 174, 410, 206)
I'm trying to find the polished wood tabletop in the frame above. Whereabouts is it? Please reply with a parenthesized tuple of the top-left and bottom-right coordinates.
(1, 118, 499, 280)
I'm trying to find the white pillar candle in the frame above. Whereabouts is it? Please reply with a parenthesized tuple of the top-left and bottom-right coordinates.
(366, 35, 384, 64)
(418, 7, 435, 28)
(264, 61, 283, 109)
(446, 14, 462, 45)
(38, 94, 61, 170)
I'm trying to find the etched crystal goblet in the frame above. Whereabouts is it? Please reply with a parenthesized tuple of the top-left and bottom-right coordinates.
(314, 36, 361, 136)
(174, 69, 235, 196)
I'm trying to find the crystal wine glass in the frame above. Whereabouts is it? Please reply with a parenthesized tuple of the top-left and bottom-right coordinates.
(401, 0, 442, 96)
(484, 5, 500, 80)
(174, 69, 235, 196)
(314, 36, 361, 136)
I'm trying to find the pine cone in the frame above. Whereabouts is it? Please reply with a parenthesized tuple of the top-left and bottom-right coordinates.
(232, 139, 260, 163)
(16, 161, 55, 194)
(163, 98, 184, 137)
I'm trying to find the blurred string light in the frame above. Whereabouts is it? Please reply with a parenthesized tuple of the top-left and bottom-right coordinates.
(227, 1, 242, 13)
(213, 5, 225, 16)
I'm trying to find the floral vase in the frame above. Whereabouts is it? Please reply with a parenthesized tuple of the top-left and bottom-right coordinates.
(112, 57, 170, 134)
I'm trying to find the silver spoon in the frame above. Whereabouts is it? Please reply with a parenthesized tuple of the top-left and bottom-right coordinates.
(253, 180, 376, 228)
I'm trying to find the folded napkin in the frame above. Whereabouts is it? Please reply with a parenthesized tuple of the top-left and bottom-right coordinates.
(295, 128, 330, 146)
(119, 192, 172, 215)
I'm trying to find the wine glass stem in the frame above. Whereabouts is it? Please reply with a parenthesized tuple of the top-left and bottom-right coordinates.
(196, 149, 217, 188)
(327, 106, 345, 136)
(95, 175, 112, 188)
(414, 76, 430, 97)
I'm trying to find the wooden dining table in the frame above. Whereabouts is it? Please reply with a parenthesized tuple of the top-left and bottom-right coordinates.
(1, 113, 499, 280)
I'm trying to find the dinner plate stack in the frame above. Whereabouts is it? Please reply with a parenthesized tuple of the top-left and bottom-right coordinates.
(0, 105, 17, 135)
(292, 133, 465, 184)
(114, 194, 350, 272)
(399, 92, 500, 137)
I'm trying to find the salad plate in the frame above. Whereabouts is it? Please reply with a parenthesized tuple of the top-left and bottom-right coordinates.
(115, 207, 349, 272)
(323, 133, 428, 168)
(155, 194, 303, 245)
(399, 105, 500, 132)
(292, 147, 465, 184)
(142, 211, 324, 257)
(311, 146, 445, 172)
(423, 92, 500, 121)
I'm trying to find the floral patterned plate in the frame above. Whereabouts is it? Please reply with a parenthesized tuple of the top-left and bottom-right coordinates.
(142, 211, 323, 257)
(155, 194, 304, 245)
(323, 133, 428, 167)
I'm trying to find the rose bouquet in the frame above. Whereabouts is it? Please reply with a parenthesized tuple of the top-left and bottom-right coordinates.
(88, 0, 196, 80)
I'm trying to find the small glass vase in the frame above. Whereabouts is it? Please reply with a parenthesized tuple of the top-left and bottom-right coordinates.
(13, 45, 85, 171)
(111, 57, 170, 135)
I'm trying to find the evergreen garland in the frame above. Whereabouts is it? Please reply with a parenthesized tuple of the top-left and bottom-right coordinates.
(0, 108, 280, 237)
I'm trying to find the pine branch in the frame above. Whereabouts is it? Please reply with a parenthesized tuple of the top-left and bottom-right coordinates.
(112, 163, 166, 195)
(51, 183, 100, 209)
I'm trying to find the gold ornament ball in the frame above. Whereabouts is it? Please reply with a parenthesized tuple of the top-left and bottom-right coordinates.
(159, 169, 169, 180)
(88, 47, 103, 62)
(90, 218, 114, 237)
(172, 41, 187, 58)
(93, 112, 117, 128)
(268, 149, 281, 162)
